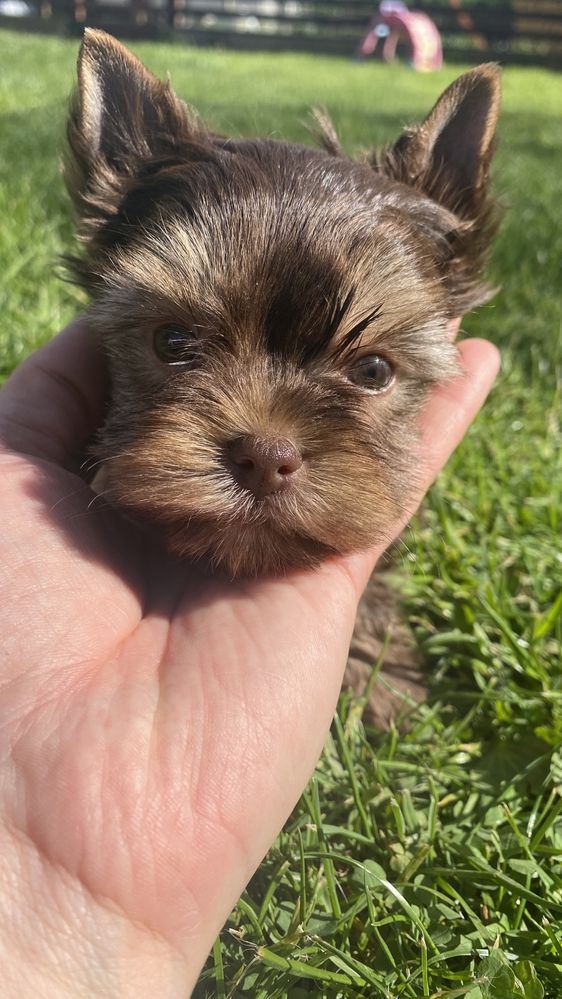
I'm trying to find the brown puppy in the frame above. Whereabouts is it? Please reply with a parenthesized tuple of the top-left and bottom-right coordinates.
(65, 31, 501, 723)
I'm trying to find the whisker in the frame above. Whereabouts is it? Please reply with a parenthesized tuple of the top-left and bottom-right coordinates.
(87, 489, 115, 512)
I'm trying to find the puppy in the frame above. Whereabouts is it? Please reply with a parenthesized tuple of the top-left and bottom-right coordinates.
(65, 31, 500, 724)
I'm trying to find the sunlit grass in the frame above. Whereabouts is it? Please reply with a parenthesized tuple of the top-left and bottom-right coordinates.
(1, 28, 561, 997)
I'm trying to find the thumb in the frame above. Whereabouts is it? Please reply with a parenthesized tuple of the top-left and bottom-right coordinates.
(340, 337, 501, 594)
(0, 318, 105, 465)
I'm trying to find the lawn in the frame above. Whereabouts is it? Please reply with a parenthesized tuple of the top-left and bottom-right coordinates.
(0, 28, 561, 998)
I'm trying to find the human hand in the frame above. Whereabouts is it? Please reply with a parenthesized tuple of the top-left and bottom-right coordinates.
(0, 319, 499, 997)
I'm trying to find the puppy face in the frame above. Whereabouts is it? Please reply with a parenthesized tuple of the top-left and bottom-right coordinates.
(65, 32, 500, 575)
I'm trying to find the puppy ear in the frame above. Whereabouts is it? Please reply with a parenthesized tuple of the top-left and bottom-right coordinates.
(374, 64, 501, 221)
(372, 65, 501, 313)
(65, 29, 206, 230)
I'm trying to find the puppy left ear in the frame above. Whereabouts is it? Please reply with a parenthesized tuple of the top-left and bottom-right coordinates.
(374, 64, 501, 221)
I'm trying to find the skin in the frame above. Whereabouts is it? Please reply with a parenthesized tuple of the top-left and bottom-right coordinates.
(0, 318, 499, 997)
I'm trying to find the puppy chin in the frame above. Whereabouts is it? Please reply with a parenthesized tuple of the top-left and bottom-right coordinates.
(165, 516, 336, 578)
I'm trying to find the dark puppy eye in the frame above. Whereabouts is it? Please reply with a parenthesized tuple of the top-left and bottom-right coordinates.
(153, 324, 197, 366)
(347, 354, 394, 392)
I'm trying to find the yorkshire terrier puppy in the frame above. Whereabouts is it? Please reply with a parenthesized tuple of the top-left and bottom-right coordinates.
(65, 30, 500, 724)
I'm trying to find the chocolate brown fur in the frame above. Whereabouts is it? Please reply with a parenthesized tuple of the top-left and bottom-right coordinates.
(64, 32, 501, 720)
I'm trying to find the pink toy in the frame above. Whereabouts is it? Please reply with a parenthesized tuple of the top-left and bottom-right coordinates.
(357, 1, 443, 72)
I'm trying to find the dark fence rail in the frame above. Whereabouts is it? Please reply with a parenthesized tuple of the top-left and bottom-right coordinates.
(1, 0, 561, 66)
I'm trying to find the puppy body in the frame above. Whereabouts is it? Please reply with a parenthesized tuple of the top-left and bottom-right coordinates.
(66, 32, 500, 721)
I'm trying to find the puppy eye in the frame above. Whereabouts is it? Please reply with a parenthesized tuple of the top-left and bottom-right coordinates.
(153, 324, 197, 366)
(347, 354, 394, 392)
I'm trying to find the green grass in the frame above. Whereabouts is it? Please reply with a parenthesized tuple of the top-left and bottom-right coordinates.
(1, 29, 561, 998)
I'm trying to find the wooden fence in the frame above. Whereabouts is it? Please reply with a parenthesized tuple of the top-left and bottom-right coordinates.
(1, 0, 561, 67)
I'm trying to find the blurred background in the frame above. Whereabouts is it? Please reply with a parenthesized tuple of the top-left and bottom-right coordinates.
(0, 0, 561, 67)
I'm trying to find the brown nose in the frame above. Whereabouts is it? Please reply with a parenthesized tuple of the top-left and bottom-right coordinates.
(226, 435, 303, 498)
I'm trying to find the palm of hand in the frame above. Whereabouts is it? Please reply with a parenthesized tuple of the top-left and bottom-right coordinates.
(0, 448, 356, 954)
(0, 320, 498, 992)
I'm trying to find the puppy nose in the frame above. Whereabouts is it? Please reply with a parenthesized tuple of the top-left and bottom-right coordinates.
(226, 435, 303, 498)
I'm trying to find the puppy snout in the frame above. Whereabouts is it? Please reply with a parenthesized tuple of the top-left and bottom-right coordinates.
(226, 435, 303, 498)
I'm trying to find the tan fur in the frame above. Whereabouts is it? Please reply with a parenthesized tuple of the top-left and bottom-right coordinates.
(66, 32, 501, 723)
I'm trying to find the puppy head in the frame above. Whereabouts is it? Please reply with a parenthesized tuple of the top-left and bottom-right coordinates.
(65, 31, 501, 575)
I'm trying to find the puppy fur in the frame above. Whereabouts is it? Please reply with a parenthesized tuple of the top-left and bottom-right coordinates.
(64, 31, 501, 721)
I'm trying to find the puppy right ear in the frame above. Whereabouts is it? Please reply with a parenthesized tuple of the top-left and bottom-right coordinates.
(65, 29, 206, 232)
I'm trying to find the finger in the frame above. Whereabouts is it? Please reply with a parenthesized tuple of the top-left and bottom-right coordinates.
(448, 317, 461, 340)
(342, 337, 501, 592)
(419, 337, 500, 475)
(0, 317, 105, 464)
